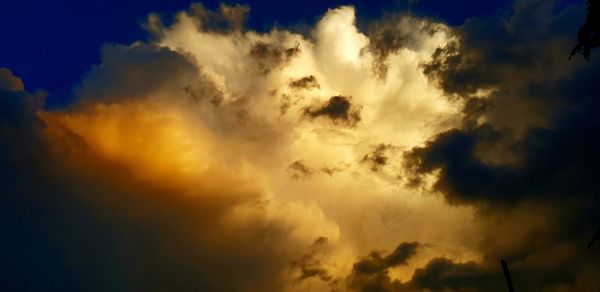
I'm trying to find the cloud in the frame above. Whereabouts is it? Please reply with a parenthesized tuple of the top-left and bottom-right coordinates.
(0, 68, 25, 91)
(303, 95, 362, 127)
(365, 15, 444, 79)
(1, 2, 474, 288)
(250, 40, 301, 75)
(292, 237, 333, 282)
(12, 1, 600, 291)
(354, 242, 420, 273)
(409, 258, 500, 291)
(361, 143, 394, 172)
(400, 0, 600, 291)
(1, 68, 342, 291)
(347, 242, 420, 292)
(288, 160, 316, 179)
(289, 75, 320, 90)
(407, 0, 598, 207)
(77, 43, 199, 102)
(150, 3, 250, 34)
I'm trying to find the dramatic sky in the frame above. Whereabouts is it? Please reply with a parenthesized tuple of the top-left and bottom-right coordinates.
(2, 0, 599, 291)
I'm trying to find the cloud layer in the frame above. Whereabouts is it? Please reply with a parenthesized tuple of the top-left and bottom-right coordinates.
(2, 1, 600, 291)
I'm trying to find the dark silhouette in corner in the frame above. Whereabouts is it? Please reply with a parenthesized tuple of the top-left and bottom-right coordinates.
(501, 259, 515, 292)
(588, 226, 600, 249)
(570, 0, 599, 59)
(571, 0, 600, 252)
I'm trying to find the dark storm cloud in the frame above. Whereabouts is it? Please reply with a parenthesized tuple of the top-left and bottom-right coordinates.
(365, 15, 441, 79)
(79, 42, 229, 107)
(249, 40, 300, 75)
(295, 261, 332, 282)
(366, 24, 406, 79)
(347, 242, 420, 292)
(399, 0, 600, 291)
(292, 237, 332, 282)
(0, 69, 300, 291)
(406, 245, 600, 291)
(353, 242, 420, 274)
(0, 69, 122, 291)
(421, 0, 588, 105)
(0, 68, 24, 91)
(406, 111, 600, 206)
(347, 241, 595, 292)
(0, 69, 43, 129)
(77, 43, 198, 101)
(408, 0, 600, 207)
(409, 258, 501, 291)
(289, 75, 320, 90)
(346, 242, 597, 292)
(303, 95, 362, 127)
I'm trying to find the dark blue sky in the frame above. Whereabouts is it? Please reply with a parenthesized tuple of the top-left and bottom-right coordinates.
(0, 0, 581, 98)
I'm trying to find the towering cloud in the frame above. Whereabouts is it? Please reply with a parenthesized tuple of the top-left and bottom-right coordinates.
(3, 1, 599, 291)
(402, 0, 600, 291)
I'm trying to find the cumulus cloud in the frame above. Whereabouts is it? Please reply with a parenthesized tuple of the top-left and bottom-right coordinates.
(402, 0, 600, 291)
(0, 3, 476, 290)
(7, 1, 599, 291)
(303, 95, 362, 127)
(250, 41, 301, 75)
(76, 44, 198, 102)
(1, 67, 339, 291)
(347, 242, 420, 291)
(365, 15, 445, 80)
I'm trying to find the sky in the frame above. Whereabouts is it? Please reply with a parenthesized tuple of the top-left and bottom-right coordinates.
(1, 0, 599, 291)
(0, 0, 535, 98)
